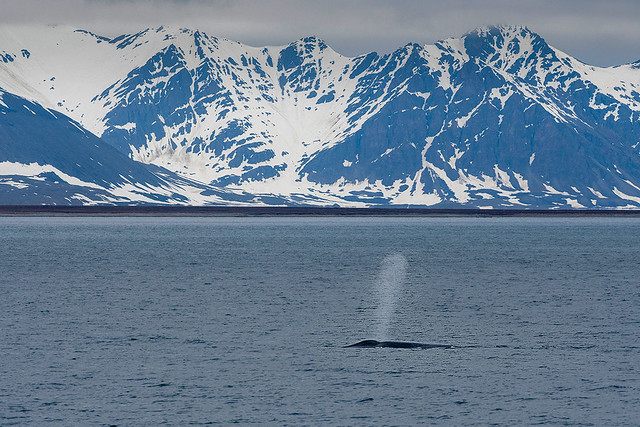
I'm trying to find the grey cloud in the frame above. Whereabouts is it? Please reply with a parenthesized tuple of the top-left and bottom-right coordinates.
(0, 0, 638, 66)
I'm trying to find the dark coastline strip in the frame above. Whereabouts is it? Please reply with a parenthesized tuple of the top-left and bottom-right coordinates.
(1, 205, 640, 217)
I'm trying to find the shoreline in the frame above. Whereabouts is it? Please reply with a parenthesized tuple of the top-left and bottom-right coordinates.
(2, 206, 640, 217)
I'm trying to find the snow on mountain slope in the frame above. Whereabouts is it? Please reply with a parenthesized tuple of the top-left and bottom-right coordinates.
(1, 25, 640, 207)
(299, 26, 640, 207)
(0, 86, 259, 205)
(95, 31, 363, 189)
(0, 26, 167, 136)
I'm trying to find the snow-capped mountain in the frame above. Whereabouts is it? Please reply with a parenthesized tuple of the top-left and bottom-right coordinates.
(1, 24, 640, 207)
(0, 87, 261, 205)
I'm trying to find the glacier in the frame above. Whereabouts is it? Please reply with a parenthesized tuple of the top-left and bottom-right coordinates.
(1, 24, 640, 207)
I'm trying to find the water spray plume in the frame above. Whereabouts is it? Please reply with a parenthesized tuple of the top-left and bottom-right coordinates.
(373, 253, 408, 341)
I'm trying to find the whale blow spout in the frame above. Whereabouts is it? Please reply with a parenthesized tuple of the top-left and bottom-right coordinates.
(345, 340, 453, 349)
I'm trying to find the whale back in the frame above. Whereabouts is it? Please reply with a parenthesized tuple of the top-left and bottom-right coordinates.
(345, 339, 381, 348)
(345, 340, 453, 349)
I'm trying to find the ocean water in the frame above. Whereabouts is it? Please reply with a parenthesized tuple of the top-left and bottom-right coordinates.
(0, 216, 639, 425)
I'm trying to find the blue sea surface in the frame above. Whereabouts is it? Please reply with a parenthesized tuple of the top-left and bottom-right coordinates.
(1, 216, 639, 425)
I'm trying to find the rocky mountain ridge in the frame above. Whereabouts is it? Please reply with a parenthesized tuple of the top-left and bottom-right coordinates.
(1, 25, 640, 207)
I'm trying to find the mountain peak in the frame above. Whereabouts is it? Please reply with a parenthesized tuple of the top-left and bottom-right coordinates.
(469, 24, 535, 38)
(462, 24, 551, 62)
(291, 35, 329, 52)
(464, 24, 544, 48)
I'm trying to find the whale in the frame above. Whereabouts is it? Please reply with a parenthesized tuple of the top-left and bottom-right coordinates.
(345, 339, 454, 349)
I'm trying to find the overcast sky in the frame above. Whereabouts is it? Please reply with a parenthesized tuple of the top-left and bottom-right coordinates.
(1, 0, 639, 66)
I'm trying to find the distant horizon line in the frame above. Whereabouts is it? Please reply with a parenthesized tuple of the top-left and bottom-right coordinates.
(2, 206, 640, 217)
